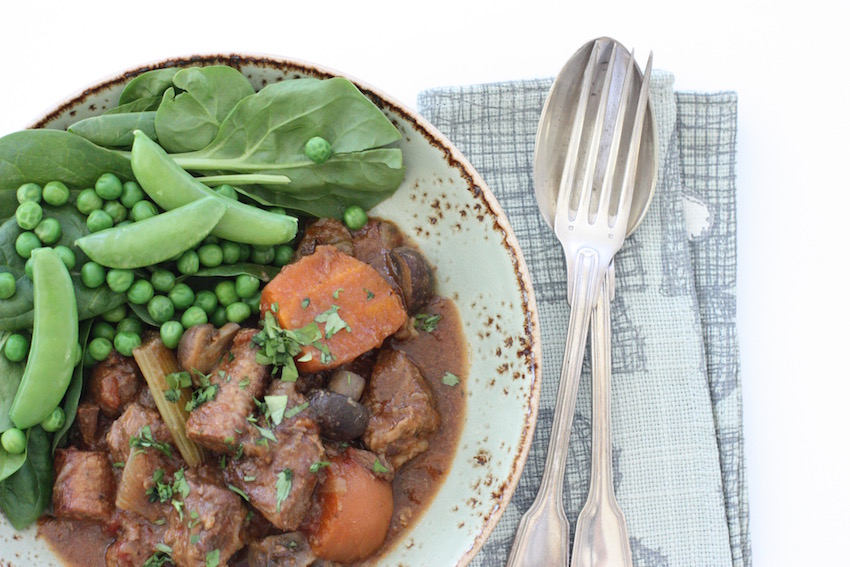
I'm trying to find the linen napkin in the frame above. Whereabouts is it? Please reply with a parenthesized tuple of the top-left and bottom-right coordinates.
(417, 71, 749, 567)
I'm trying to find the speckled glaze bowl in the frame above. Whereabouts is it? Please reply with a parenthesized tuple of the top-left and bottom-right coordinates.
(0, 54, 542, 566)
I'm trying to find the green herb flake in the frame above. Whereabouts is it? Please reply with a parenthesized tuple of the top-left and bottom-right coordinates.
(238, 377, 251, 390)
(265, 394, 288, 426)
(441, 372, 460, 387)
(206, 549, 220, 567)
(284, 401, 310, 419)
(300, 298, 310, 309)
(364, 288, 375, 300)
(414, 312, 442, 333)
(332, 288, 343, 299)
(275, 469, 293, 511)
(154, 543, 172, 555)
(113, 461, 125, 468)
(227, 484, 251, 502)
(309, 461, 331, 473)
(373, 459, 390, 473)
(165, 370, 192, 403)
(315, 304, 351, 339)
(190, 534, 200, 545)
(129, 426, 173, 458)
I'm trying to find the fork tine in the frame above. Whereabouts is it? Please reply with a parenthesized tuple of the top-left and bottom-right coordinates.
(597, 49, 636, 222)
(576, 41, 618, 220)
(556, 39, 601, 219)
(614, 51, 653, 232)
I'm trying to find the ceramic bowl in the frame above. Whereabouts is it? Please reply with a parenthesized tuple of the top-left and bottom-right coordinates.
(0, 54, 542, 566)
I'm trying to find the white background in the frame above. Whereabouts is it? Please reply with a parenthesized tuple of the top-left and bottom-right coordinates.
(1, 2, 847, 565)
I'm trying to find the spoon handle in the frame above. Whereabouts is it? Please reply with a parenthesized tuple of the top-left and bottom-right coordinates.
(507, 249, 601, 567)
(571, 264, 632, 567)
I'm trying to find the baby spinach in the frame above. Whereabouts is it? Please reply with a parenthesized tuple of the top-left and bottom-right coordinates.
(68, 111, 157, 148)
(51, 320, 92, 453)
(155, 66, 255, 153)
(105, 96, 162, 115)
(0, 332, 25, 433)
(0, 425, 52, 529)
(119, 67, 179, 106)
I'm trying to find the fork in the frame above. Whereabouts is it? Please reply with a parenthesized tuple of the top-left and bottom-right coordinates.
(506, 40, 653, 566)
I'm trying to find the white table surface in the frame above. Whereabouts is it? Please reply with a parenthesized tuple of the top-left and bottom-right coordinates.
(2, 1, 847, 565)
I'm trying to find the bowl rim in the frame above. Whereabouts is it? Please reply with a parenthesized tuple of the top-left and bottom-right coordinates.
(28, 52, 543, 566)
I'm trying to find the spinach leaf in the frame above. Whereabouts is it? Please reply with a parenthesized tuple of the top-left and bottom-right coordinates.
(0, 425, 52, 529)
(0, 439, 28, 483)
(105, 96, 162, 115)
(68, 111, 157, 148)
(52, 320, 92, 452)
(0, 209, 126, 331)
(187, 262, 276, 282)
(155, 66, 255, 153)
(0, 332, 25, 433)
(249, 185, 400, 220)
(0, 130, 133, 195)
(128, 302, 159, 328)
(119, 67, 179, 105)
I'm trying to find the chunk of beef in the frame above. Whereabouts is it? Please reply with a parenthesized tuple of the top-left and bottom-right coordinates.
(52, 448, 115, 522)
(164, 465, 247, 566)
(363, 349, 440, 469)
(352, 219, 404, 282)
(73, 401, 101, 449)
(248, 532, 316, 567)
(225, 381, 325, 531)
(186, 328, 271, 453)
(88, 351, 142, 418)
(105, 510, 167, 567)
(295, 217, 354, 260)
(106, 402, 173, 463)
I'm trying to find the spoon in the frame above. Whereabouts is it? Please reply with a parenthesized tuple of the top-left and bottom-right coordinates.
(506, 37, 657, 566)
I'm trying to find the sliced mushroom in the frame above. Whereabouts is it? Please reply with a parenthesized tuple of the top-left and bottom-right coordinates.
(176, 322, 241, 380)
(309, 390, 370, 442)
(389, 246, 434, 314)
(328, 369, 366, 401)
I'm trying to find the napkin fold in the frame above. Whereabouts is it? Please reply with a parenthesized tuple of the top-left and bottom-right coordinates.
(417, 72, 750, 567)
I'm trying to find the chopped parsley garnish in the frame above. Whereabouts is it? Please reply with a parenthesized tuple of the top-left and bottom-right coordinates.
(113, 461, 125, 468)
(146, 469, 173, 503)
(332, 287, 343, 299)
(142, 544, 172, 567)
(185, 371, 219, 412)
(253, 311, 322, 381)
(190, 534, 200, 545)
(442, 372, 460, 386)
(300, 298, 310, 309)
(227, 484, 251, 502)
(373, 459, 390, 473)
(364, 288, 375, 300)
(284, 401, 310, 419)
(206, 549, 220, 567)
(238, 377, 251, 390)
(275, 469, 293, 511)
(315, 304, 351, 339)
(414, 312, 442, 333)
(164, 371, 192, 403)
(265, 394, 288, 426)
(309, 461, 331, 473)
(129, 426, 173, 458)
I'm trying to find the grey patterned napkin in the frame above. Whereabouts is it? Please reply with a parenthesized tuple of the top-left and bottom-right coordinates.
(417, 72, 749, 567)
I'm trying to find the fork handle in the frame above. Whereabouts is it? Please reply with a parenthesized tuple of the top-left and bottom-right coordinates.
(507, 248, 602, 567)
(571, 264, 633, 567)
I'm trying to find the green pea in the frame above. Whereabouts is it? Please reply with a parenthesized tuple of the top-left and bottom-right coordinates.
(168, 283, 195, 310)
(113, 331, 142, 357)
(88, 337, 113, 361)
(103, 200, 128, 224)
(75, 188, 103, 215)
(160, 320, 184, 349)
(4, 333, 29, 362)
(130, 200, 158, 222)
(273, 245, 294, 267)
(238, 243, 252, 262)
(120, 181, 145, 208)
(24, 257, 34, 279)
(80, 261, 106, 288)
(250, 245, 275, 265)
(0, 272, 16, 299)
(343, 205, 368, 231)
(181, 306, 208, 329)
(92, 321, 116, 342)
(210, 305, 228, 328)
(101, 304, 127, 323)
(305, 136, 332, 163)
(15, 232, 41, 259)
(245, 292, 261, 314)
(87, 209, 114, 233)
(106, 269, 134, 293)
(215, 184, 238, 200)
(16, 200, 43, 230)
(128, 279, 155, 305)
(193, 290, 218, 314)
(198, 244, 223, 268)
(215, 280, 238, 307)
(0, 428, 26, 455)
(95, 172, 123, 200)
(225, 301, 251, 323)
(176, 250, 200, 275)
(34, 217, 62, 245)
(83, 349, 96, 367)
(54, 246, 76, 271)
(221, 241, 241, 265)
(151, 269, 176, 293)
(41, 407, 66, 432)
(74, 343, 83, 366)
(42, 181, 70, 206)
(16, 182, 42, 204)
(147, 295, 175, 324)
(235, 274, 260, 299)
(116, 317, 143, 336)
(203, 235, 220, 246)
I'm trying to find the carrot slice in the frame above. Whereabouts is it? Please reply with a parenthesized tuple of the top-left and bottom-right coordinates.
(260, 245, 407, 373)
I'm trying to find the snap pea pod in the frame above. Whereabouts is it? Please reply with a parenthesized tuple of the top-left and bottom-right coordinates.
(75, 196, 226, 269)
(130, 131, 297, 245)
(9, 248, 78, 430)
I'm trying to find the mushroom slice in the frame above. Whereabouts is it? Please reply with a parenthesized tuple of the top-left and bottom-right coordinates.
(176, 322, 240, 379)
